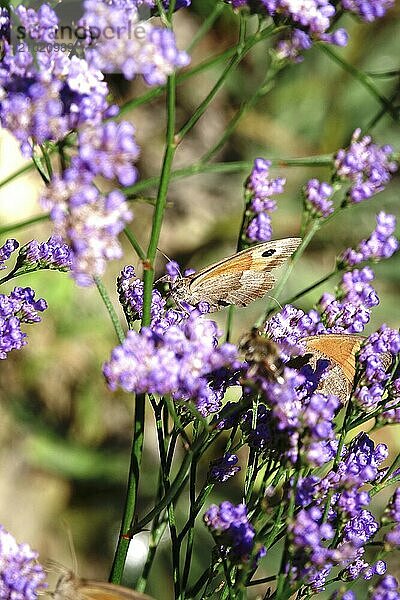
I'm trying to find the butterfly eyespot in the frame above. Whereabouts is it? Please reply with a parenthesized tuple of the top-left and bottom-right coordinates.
(218, 300, 230, 307)
(261, 249, 276, 257)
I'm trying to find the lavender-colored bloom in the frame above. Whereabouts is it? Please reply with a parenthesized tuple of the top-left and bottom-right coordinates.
(81, 1, 190, 85)
(40, 163, 133, 285)
(329, 591, 356, 600)
(341, 0, 394, 21)
(276, 29, 313, 62)
(166, 260, 181, 281)
(0, 287, 47, 359)
(353, 325, 400, 411)
(204, 501, 262, 561)
(0, 525, 47, 599)
(370, 575, 400, 600)
(0, 239, 19, 270)
(334, 129, 398, 203)
(343, 510, 379, 547)
(117, 265, 181, 332)
(341, 212, 399, 267)
(208, 453, 241, 482)
(0, 41, 111, 155)
(0, 7, 9, 40)
(18, 236, 72, 272)
(15, 4, 58, 43)
(304, 179, 334, 218)
(103, 315, 238, 416)
(77, 122, 140, 186)
(244, 158, 284, 242)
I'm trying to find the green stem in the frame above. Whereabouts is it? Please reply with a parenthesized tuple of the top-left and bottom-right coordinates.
(123, 227, 146, 261)
(94, 276, 125, 344)
(186, 2, 225, 53)
(109, 393, 146, 583)
(282, 268, 338, 306)
(0, 162, 34, 191)
(175, 25, 279, 144)
(320, 45, 398, 120)
(125, 155, 332, 198)
(142, 71, 177, 327)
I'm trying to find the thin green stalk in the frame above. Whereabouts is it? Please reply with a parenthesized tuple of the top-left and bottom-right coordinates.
(187, 2, 225, 53)
(141, 71, 177, 326)
(94, 276, 125, 344)
(109, 393, 146, 584)
(200, 61, 282, 165)
(320, 45, 398, 120)
(282, 268, 338, 306)
(0, 162, 35, 190)
(175, 25, 279, 144)
(124, 156, 332, 199)
(123, 227, 146, 261)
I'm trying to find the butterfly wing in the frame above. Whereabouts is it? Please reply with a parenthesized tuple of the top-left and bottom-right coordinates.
(303, 334, 364, 382)
(188, 238, 300, 310)
(79, 580, 154, 600)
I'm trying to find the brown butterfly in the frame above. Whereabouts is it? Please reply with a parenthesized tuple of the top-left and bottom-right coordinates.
(169, 238, 301, 312)
(51, 569, 154, 600)
(287, 334, 392, 404)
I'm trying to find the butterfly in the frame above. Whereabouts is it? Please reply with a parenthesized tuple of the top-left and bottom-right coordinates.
(50, 569, 154, 600)
(287, 334, 392, 404)
(168, 238, 301, 312)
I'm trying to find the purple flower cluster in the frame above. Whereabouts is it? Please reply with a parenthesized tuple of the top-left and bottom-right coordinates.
(383, 489, 400, 548)
(77, 122, 140, 187)
(0, 6, 112, 156)
(117, 265, 180, 332)
(0, 287, 47, 359)
(341, 0, 394, 21)
(208, 453, 241, 483)
(334, 129, 398, 203)
(41, 163, 133, 286)
(370, 575, 400, 599)
(229, 0, 348, 62)
(204, 502, 263, 561)
(17, 236, 72, 273)
(0, 525, 47, 599)
(0, 239, 19, 270)
(245, 158, 285, 242)
(81, 0, 190, 85)
(0, 7, 9, 40)
(132, 0, 191, 7)
(354, 325, 400, 411)
(103, 315, 238, 415)
(304, 179, 334, 218)
(292, 434, 388, 588)
(341, 212, 399, 267)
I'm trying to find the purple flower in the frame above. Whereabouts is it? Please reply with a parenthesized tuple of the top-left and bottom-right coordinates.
(0, 525, 47, 599)
(0, 239, 19, 270)
(14, 4, 58, 43)
(77, 122, 140, 186)
(81, 0, 190, 85)
(0, 7, 9, 40)
(0, 11, 112, 155)
(341, 0, 394, 21)
(40, 163, 133, 285)
(244, 158, 284, 242)
(370, 575, 400, 600)
(341, 212, 399, 267)
(117, 265, 181, 332)
(204, 502, 263, 561)
(304, 179, 334, 218)
(18, 236, 72, 272)
(208, 453, 241, 482)
(0, 287, 47, 359)
(330, 591, 356, 600)
(334, 129, 398, 203)
(103, 315, 238, 416)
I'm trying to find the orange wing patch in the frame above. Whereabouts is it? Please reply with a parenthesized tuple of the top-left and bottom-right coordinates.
(304, 335, 363, 382)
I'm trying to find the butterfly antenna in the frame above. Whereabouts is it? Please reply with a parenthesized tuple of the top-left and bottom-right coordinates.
(266, 295, 283, 311)
(62, 520, 78, 576)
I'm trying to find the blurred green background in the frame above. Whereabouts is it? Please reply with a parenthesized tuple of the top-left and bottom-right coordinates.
(0, 1, 399, 598)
